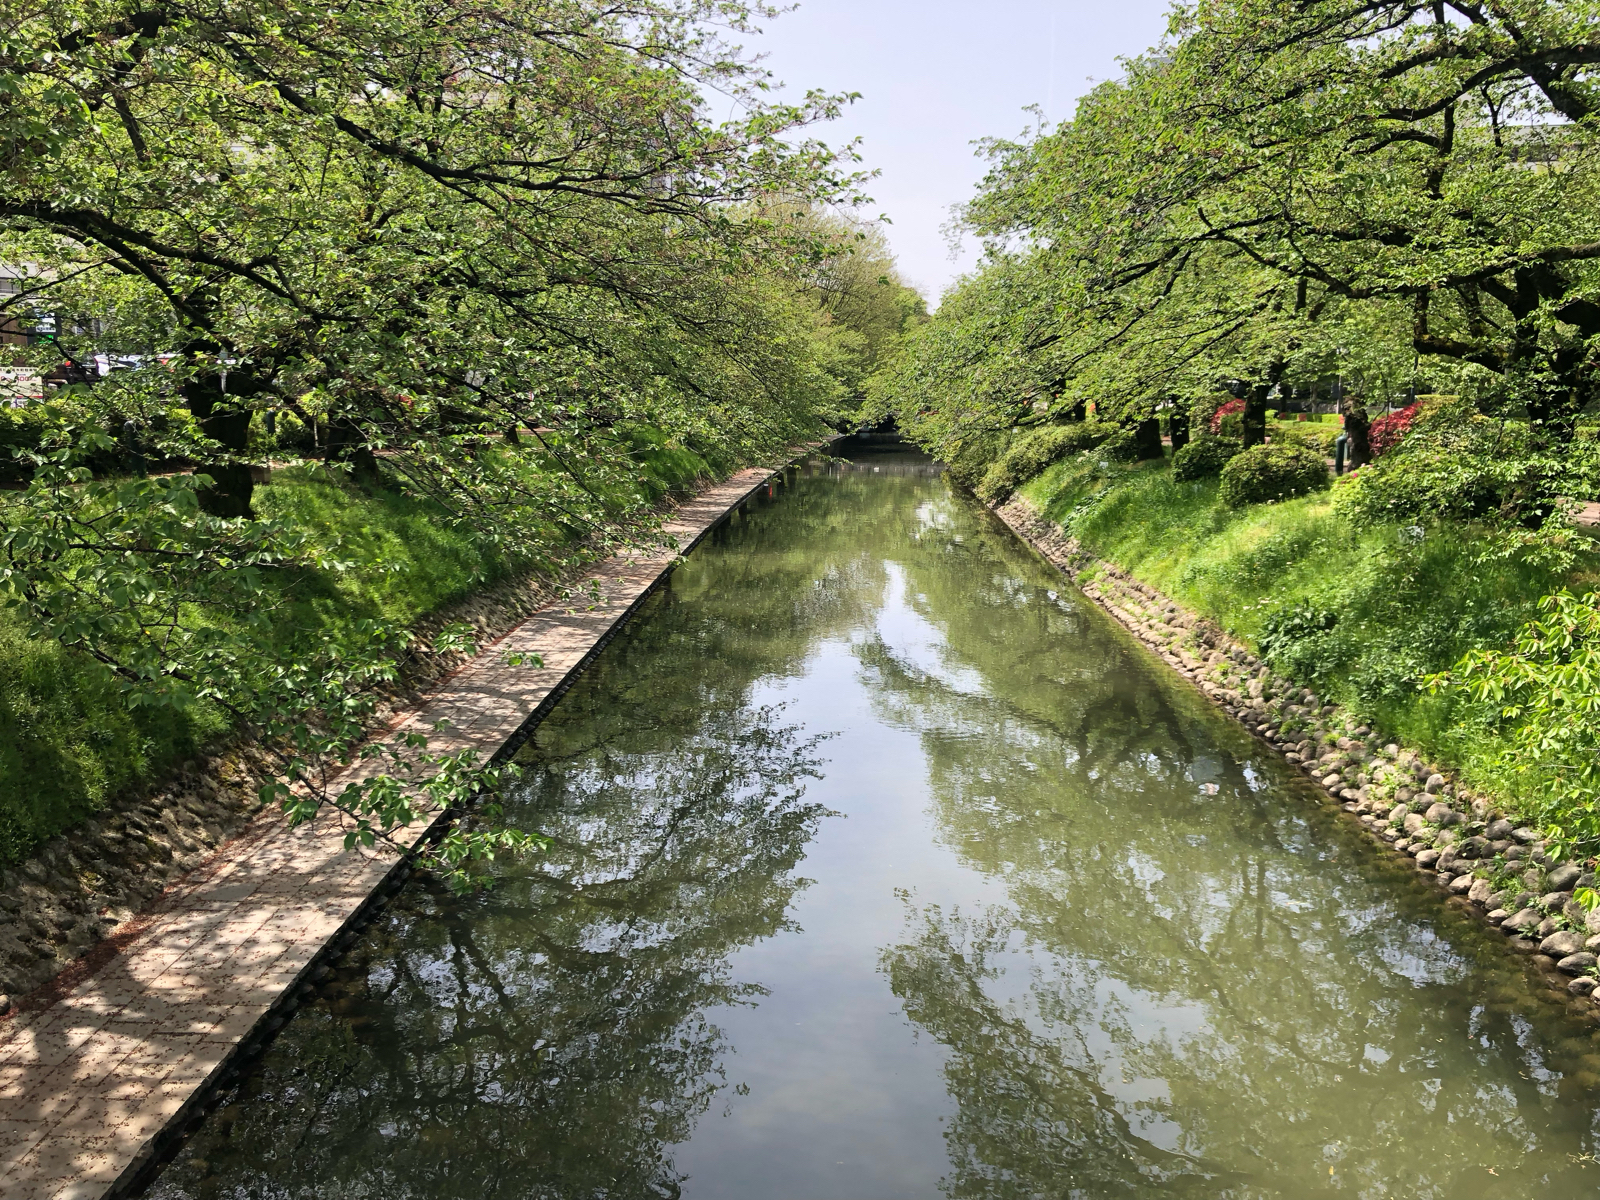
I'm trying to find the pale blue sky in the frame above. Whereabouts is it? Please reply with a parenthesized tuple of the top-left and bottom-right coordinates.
(748, 1, 1174, 302)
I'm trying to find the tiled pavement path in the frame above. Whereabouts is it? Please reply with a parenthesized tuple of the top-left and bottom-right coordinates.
(0, 462, 791, 1200)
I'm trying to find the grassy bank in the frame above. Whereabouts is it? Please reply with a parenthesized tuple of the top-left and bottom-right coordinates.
(0, 437, 718, 866)
(1015, 451, 1597, 814)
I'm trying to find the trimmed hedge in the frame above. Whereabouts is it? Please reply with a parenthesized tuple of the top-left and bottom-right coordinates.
(1171, 435, 1241, 481)
(1218, 442, 1331, 507)
(1271, 421, 1340, 455)
(977, 420, 1116, 501)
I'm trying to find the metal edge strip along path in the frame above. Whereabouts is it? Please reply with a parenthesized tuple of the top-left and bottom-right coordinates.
(0, 459, 805, 1200)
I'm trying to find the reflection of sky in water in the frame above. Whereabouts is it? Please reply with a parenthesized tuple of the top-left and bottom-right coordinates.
(859, 560, 989, 698)
(1376, 924, 1473, 987)
(964, 927, 1210, 1159)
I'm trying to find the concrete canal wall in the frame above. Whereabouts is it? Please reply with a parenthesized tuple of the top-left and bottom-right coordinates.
(0, 459, 806, 1200)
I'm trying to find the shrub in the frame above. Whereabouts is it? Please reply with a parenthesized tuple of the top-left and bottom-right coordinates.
(1258, 603, 1342, 682)
(1430, 590, 1600, 858)
(941, 427, 1012, 491)
(1099, 426, 1143, 464)
(1210, 398, 1245, 435)
(1218, 443, 1330, 507)
(976, 420, 1116, 501)
(1272, 421, 1339, 455)
(1188, 396, 1222, 436)
(624, 424, 715, 500)
(1171, 434, 1242, 481)
(1336, 396, 1600, 533)
(1368, 401, 1422, 457)
(0, 404, 52, 483)
(260, 408, 320, 454)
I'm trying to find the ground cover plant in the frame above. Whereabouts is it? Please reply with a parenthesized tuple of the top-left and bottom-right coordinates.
(0, 441, 715, 866)
(1009, 447, 1596, 834)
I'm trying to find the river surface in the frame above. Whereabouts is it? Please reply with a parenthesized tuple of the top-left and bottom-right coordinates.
(148, 442, 1600, 1199)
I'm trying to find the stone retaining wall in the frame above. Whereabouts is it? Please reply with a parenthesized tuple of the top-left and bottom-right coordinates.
(995, 497, 1600, 1018)
(0, 510, 682, 1010)
(0, 461, 798, 1200)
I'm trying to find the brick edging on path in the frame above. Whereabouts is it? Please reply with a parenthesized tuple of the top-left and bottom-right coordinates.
(992, 497, 1600, 1022)
(0, 454, 814, 1200)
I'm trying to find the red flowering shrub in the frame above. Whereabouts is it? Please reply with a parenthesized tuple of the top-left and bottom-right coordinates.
(1208, 398, 1245, 434)
(1368, 402, 1421, 457)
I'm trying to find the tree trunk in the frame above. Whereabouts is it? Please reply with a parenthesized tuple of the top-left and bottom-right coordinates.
(1169, 405, 1190, 454)
(1242, 383, 1270, 448)
(327, 415, 380, 483)
(1061, 397, 1087, 423)
(1242, 360, 1284, 449)
(181, 368, 254, 518)
(1134, 416, 1163, 460)
(1340, 397, 1371, 469)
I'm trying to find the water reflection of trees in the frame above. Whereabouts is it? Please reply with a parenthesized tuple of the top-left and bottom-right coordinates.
(147, 463, 1600, 1200)
(665, 464, 952, 675)
(869, 502, 1600, 1198)
(150, 461, 947, 1200)
(150, 698, 830, 1200)
(885, 904, 1215, 1199)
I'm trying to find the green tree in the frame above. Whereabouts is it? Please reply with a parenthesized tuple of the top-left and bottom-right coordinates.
(802, 214, 928, 410)
(885, 1, 1600, 493)
(0, 0, 866, 876)
(969, 3, 1600, 438)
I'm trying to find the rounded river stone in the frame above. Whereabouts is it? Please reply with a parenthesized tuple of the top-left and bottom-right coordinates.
(1540, 931, 1587, 959)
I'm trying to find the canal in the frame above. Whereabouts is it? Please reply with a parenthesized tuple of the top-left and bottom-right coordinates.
(148, 441, 1600, 1198)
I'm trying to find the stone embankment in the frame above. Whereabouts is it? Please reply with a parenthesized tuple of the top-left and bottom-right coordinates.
(0, 537, 625, 1010)
(1, 462, 796, 1200)
(997, 498, 1600, 1017)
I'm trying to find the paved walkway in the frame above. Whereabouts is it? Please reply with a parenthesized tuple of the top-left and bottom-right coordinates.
(0, 464, 787, 1200)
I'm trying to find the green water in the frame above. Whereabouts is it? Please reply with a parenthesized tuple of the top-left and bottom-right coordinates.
(147, 444, 1600, 1199)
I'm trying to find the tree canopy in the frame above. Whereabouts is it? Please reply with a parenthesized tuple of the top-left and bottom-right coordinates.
(877, 0, 1600, 468)
(0, 0, 918, 876)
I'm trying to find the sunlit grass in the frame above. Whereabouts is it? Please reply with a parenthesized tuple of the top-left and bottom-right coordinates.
(0, 433, 718, 864)
(1017, 451, 1592, 814)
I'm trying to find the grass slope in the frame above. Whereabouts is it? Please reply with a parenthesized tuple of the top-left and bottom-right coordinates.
(0, 437, 716, 866)
(1017, 452, 1595, 809)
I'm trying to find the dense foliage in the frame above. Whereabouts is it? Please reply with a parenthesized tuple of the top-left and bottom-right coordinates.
(1219, 444, 1331, 508)
(1209, 401, 1246, 437)
(1430, 592, 1600, 858)
(875, 0, 1600, 480)
(976, 421, 1115, 503)
(1271, 421, 1340, 456)
(1171, 436, 1240, 482)
(0, 0, 918, 874)
(1336, 399, 1600, 554)
(0, 443, 710, 865)
(1369, 404, 1423, 458)
(873, 0, 1600, 846)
